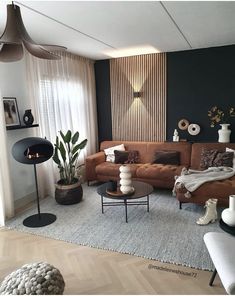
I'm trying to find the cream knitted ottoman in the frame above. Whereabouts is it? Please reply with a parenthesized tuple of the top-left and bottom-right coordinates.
(0, 262, 65, 295)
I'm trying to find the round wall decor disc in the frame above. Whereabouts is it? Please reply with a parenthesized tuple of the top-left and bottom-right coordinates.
(188, 123, 201, 135)
(178, 119, 189, 130)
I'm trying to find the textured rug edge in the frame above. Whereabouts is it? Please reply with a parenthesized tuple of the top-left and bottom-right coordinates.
(4, 225, 213, 272)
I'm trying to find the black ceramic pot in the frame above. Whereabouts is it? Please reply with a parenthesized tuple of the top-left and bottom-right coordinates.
(23, 109, 34, 126)
(55, 180, 83, 205)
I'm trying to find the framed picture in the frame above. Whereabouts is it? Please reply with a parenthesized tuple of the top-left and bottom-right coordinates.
(3, 97, 21, 127)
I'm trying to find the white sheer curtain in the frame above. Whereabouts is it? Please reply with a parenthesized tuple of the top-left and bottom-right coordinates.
(0, 90, 14, 225)
(26, 52, 98, 198)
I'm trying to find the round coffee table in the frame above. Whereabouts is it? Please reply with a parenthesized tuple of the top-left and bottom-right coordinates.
(97, 181, 154, 223)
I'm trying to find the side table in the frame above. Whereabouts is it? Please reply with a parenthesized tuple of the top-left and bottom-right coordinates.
(219, 218, 235, 236)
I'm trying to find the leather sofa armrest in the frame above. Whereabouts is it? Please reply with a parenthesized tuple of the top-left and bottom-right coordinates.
(85, 152, 106, 182)
(174, 182, 187, 194)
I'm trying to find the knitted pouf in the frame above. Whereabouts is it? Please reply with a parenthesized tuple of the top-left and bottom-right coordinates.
(0, 262, 65, 295)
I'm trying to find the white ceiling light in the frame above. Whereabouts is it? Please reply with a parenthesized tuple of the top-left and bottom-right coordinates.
(105, 45, 160, 59)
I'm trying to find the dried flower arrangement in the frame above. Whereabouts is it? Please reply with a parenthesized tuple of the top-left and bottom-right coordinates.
(208, 106, 235, 127)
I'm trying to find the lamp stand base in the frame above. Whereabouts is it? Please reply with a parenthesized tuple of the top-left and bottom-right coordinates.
(23, 213, 56, 228)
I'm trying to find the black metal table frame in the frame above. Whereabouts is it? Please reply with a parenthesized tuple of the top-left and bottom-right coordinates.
(100, 195, 150, 223)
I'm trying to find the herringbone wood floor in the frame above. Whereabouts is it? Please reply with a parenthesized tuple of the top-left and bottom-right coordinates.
(0, 228, 225, 294)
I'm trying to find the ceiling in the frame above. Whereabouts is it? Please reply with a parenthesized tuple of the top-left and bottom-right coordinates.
(0, 1, 235, 60)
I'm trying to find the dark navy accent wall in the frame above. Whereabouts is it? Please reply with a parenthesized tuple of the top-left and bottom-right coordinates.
(167, 45, 235, 142)
(94, 60, 112, 144)
(95, 45, 235, 143)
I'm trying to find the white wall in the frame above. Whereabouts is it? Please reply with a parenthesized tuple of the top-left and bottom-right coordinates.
(0, 57, 36, 202)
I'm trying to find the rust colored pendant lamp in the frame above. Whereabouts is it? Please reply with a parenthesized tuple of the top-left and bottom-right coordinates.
(0, 3, 66, 62)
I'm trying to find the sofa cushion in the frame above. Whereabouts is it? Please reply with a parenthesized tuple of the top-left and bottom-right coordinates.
(146, 142, 191, 166)
(100, 141, 148, 163)
(213, 151, 234, 167)
(126, 150, 139, 164)
(152, 150, 180, 165)
(191, 143, 235, 169)
(176, 175, 235, 206)
(200, 149, 234, 169)
(200, 149, 218, 169)
(136, 163, 184, 182)
(114, 150, 139, 164)
(226, 147, 235, 168)
(114, 150, 129, 164)
(104, 144, 125, 162)
(95, 162, 140, 178)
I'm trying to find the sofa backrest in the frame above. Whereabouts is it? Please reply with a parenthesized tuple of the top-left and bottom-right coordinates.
(100, 141, 191, 165)
(100, 141, 148, 163)
(146, 142, 191, 166)
(191, 143, 235, 169)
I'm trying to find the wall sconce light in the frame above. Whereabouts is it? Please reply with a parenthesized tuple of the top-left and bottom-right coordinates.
(133, 91, 141, 98)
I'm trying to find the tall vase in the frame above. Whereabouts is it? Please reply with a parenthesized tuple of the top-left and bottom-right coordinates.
(218, 124, 231, 143)
(119, 165, 132, 194)
(221, 195, 235, 226)
(23, 109, 34, 126)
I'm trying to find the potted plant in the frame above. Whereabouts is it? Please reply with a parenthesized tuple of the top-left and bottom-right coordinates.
(208, 106, 235, 127)
(208, 106, 235, 143)
(53, 130, 87, 205)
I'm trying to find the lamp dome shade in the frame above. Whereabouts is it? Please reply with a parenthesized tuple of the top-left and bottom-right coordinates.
(0, 4, 66, 62)
(12, 137, 53, 165)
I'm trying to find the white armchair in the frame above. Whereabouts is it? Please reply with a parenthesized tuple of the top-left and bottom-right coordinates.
(204, 232, 235, 294)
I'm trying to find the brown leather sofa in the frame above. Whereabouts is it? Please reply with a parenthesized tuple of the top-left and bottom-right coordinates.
(176, 143, 235, 207)
(85, 140, 191, 188)
(85, 141, 235, 207)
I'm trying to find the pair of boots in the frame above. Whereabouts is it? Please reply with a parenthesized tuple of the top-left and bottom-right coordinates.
(196, 198, 218, 225)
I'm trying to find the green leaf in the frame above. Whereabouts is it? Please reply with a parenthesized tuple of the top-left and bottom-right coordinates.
(71, 139, 87, 154)
(77, 139, 88, 150)
(52, 148, 61, 165)
(59, 131, 66, 143)
(56, 135, 59, 146)
(72, 132, 79, 144)
(52, 155, 61, 165)
(59, 141, 66, 162)
(59, 166, 64, 173)
(72, 144, 80, 154)
(71, 152, 78, 164)
(65, 130, 72, 143)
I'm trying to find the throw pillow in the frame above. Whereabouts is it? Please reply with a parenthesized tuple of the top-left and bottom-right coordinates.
(114, 150, 129, 164)
(152, 150, 180, 165)
(200, 149, 218, 169)
(213, 151, 234, 167)
(226, 147, 235, 169)
(114, 150, 139, 164)
(104, 144, 125, 162)
(125, 150, 139, 164)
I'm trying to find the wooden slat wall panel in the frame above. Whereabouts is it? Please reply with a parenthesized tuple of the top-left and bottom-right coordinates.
(110, 53, 166, 141)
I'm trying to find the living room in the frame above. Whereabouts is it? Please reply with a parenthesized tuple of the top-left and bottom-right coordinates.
(0, 1, 235, 295)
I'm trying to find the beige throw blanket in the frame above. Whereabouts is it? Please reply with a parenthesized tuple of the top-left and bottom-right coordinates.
(173, 167, 235, 198)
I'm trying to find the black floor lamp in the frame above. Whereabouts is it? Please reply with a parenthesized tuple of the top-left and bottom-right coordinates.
(12, 137, 56, 228)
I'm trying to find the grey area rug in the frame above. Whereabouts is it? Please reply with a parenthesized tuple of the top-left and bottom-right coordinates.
(6, 184, 223, 271)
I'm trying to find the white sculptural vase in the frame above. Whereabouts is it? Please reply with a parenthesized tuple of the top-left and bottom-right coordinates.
(173, 129, 179, 142)
(221, 195, 235, 227)
(119, 165, 133, 194)
(218, 124, 231, 143)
